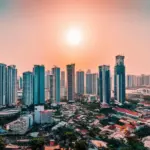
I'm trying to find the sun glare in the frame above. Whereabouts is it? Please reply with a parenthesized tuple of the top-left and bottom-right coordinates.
(66, 28, 82, 46)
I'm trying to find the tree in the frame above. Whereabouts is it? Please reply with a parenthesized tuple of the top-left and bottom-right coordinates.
(126, 137, 148, 150)
(74, 140, 87, 150)
(29, 137, 44, 150)
(0, 136, 5, 150)
(135, 126, 150, 138)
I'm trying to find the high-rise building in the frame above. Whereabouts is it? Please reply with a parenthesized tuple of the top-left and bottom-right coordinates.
(33, 65, 45, 105)
(45, 70, 51, 101)
(92, 73, 98, 95)
(18, 76, 23, 90)
(0, 64, 7, 106)
(86, 70, 92, 94)
(114, 55, 126, 104)
(67, 64, 75, 102)
(52, 66, 60, 104)
(76, 70, 84, 95)
(23, 71, 33, 106)
(60, 71, 65, 98)
(99, 65, 111, 104)
(49, 74, 55, 103)
(7, 65, 17, 106)
(86, 70, 98, 95)
(45, 70, 50, 89)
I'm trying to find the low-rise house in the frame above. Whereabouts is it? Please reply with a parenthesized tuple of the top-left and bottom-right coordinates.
(88, 140, 107, 150)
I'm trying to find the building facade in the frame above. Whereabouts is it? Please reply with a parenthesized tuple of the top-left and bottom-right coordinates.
(7, 65, 17, 106)
(99, 65, 111, 104)
(60, 71, 65, 98)
(23, 71, 33, 106)
(76, 70, 84, 95)
(86, 70, 92, 94)
(18, 76, 23, 90)
(92, 73, 98, 95)
(67, 64, 75, 102)
(33, 65, 45, 105)
(52, 66, 60, 104)
(114, 55, 126, 104)
(0, 64, 7, 106)
(49, 74, 55, 103)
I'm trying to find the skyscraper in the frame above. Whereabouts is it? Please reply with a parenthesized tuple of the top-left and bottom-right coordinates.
(23, 71, 33, 106)
(0, 64, 7, 106)
(76, 70, 84, 95)
(18, 76, 23, 90)
(67, 64, 75, 102)
(99, 65, 111, 105)
(114, 55, 126, 104)
(33, 65, 45, 105)
(45, 70, 50, 89)
(92, 73, 98, 95)
(7, 65, 17, 106)
(49, 74, 55, 103)
(86, 70, 92, 94)
(52, 66, 60, 104)
(60, 71, 65, 98)
(45, 70, 51, 101)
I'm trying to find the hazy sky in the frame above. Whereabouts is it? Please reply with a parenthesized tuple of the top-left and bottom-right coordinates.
(0, 0, 150, 75)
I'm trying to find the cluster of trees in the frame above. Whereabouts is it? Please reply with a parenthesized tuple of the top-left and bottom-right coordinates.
(29, 137, 45, 150)
(89, 127, 101, 138)
(99, 108, 116, 116)
(53, 126, 77, 149)
(135, 125, 150, 138)
(0, 136, 5, 150)
(99, 137, 147, 150)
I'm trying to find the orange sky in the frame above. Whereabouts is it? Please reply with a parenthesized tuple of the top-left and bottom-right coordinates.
(0, 0, 150, 75)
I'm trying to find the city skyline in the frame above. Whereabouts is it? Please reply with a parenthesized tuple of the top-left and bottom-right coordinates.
(0, 1, 150, 75)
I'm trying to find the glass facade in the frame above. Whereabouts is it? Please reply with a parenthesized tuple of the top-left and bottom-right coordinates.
(99, 65, 110, 104)
(52, 67, 60, 104)
(114, 55, 126, 104)
(67, 64, 75, 102)
(33, 65, 45, 105)
(76, 71, 84, 95)
(23, 71, 33, 106)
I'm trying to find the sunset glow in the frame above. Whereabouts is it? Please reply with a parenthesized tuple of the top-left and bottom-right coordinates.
(66, 28, 82, 46)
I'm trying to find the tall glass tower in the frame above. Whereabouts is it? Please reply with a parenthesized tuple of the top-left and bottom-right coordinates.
(60, 71, 65, 98)
(76, 70, 84, 95)
(33, 65, 45, 105)
(0, 64, 7, 106)
(67, 64, 75, 103)
(114, 55, 126, 104)
(7, 65, 17, 106)
(52, 66, 60, 104)
(23, 71, 33, 106)
(99, 65, 111, 105)
(86, 70, 92, 94)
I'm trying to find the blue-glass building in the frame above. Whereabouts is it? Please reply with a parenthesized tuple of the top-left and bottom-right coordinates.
(76, 70, 84, 95)
(99, 65, 111, 104)
(23, 71, 33, 106)
(33, 65, 45, 105)
(86, 70, 92, 94)
(114, 55, 126, 104)
(0, 63, 7, 106)
(67, 64, 75, 103)
(7, 65, 17, 106)
(52, 67, 60, 104)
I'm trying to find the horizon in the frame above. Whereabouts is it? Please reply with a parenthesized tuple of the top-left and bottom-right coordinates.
(0, 0, 150, 75)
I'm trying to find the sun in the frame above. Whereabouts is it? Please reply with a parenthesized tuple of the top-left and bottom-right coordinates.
(66, 28, 82, 46)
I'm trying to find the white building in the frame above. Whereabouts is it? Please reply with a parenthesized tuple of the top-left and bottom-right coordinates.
(34, 106, 52, 124)
(6, 114, 33, 134)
